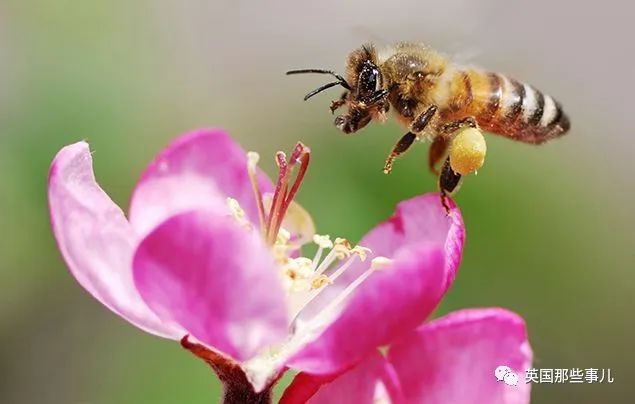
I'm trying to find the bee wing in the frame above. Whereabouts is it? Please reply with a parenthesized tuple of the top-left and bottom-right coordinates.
(445, 41, 483, 66)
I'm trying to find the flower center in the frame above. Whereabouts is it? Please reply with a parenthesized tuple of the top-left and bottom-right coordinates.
(275, 232, 371, 326)
(242, 145, 392, 333)
(221, 145, 396, 391)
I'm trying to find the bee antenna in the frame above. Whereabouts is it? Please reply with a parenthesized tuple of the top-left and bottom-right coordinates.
(302, 81, 341, 101)
(286, 69, 352, 90)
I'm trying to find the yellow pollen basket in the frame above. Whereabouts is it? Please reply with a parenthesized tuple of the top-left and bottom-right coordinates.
(449, 127, 487, 176)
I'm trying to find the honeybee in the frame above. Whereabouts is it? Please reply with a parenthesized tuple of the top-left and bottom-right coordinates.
(287, 43, 570, 208)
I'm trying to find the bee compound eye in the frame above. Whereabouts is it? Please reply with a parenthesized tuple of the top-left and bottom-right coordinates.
(358, 64, 380, 96)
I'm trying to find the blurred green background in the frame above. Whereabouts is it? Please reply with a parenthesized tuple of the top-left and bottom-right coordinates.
(1, 1, 633, 403)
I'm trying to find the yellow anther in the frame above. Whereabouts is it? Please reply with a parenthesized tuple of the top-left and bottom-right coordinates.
(247, 151, 260, 172)
(449, 127, 487, 176)
(226, 197, 245, 219)
(370, 256, 393, 270)
(272, 244, 290, 264)
(311, 275, 333, 290)
(225, 197, 254, 232)
(313, 234, 333, 249)
(334, 238, 352, 249)
(285, 268, 298, 280)
(351, 246, 371, 261)
(294, 257, 314, 277)
(276, 228, 291, 244)
(333, 238, 353, 259)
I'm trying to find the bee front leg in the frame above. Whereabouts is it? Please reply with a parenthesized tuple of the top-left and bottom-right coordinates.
(383, 105, 438, 174)
(439, 156, 462, 214)
(330, 92, 348, 114)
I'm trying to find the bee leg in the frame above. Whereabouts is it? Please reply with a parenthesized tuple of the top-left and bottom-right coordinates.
(428, 135, 449, 175)
(330, 92, 348, 114)
(429, 116, 478, 175)
(383, 105, 438, 174)
(383, 132, 416, 174)
(438, 116, 478, 136)
(439, 156, 462, 214)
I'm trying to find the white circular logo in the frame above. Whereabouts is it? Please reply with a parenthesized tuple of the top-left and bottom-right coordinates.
(495, 365, 512, 381)
(504, 371, 519, 386)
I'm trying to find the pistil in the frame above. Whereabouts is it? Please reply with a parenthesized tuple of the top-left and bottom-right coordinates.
(247, 143, 311, 245)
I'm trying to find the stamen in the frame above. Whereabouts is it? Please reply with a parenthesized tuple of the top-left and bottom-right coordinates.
(351, 246, 371, 262)
(333, 238, 353, 259)
(311, 234, 332, 271)
(370, 256, 393, 270)
(226, 197, 252, 230)
(277, 228, 291, 244)
(326, 254, 358, 282)
(313, 234, 333, 249)
(317, 266, 376, 321)
(247, 152, 267, 236)
(300, 255, 392, 332)
(227, 197, 245, 220)
(313, 248, 339, 276)
(311, 275, 332, 290)
(288, 243, 370, 328)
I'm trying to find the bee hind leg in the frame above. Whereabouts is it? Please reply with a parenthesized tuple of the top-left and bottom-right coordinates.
(429, 116, 478, 176)
(438, 116, 478, 135)
(439, 156, 462, 214)
(428, 135, 449, 175)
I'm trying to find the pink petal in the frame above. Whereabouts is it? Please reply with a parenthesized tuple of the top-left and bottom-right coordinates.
(132, 210, 289, 361)
(298, 193, 464, 328)
(287, 242, 446, 374)
(281, 351, 402, 404)
(361, 193, 464, 292)
(388, 308, 532, 404)
(48, 142, 181, 338)
(129, 129, 272, 237)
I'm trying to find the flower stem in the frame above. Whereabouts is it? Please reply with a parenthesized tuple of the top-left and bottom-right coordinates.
(221, 383, 273, 404)
(180, 336, 278, 404)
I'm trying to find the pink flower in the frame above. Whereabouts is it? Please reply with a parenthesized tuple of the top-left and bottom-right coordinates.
(281, 308, 533, 404)
(48, 129, 465, 397)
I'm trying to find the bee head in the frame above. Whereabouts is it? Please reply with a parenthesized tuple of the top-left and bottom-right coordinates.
(286, 45, 389, 134)
(333, 59, 389, 133)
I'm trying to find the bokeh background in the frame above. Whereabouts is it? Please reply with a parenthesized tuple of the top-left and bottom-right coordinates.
(1, 1, 633, 403)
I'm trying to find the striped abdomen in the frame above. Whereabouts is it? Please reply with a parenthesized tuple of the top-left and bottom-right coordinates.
(436, 67, 570, 144)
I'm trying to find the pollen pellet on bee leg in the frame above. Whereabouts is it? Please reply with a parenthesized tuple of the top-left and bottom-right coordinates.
(449, 127, 487, 176)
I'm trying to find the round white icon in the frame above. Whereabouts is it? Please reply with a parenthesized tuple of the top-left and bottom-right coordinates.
(495, 365, 518, 386)
(503, 371, 519, 386)
(495, 365, 512, 381)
